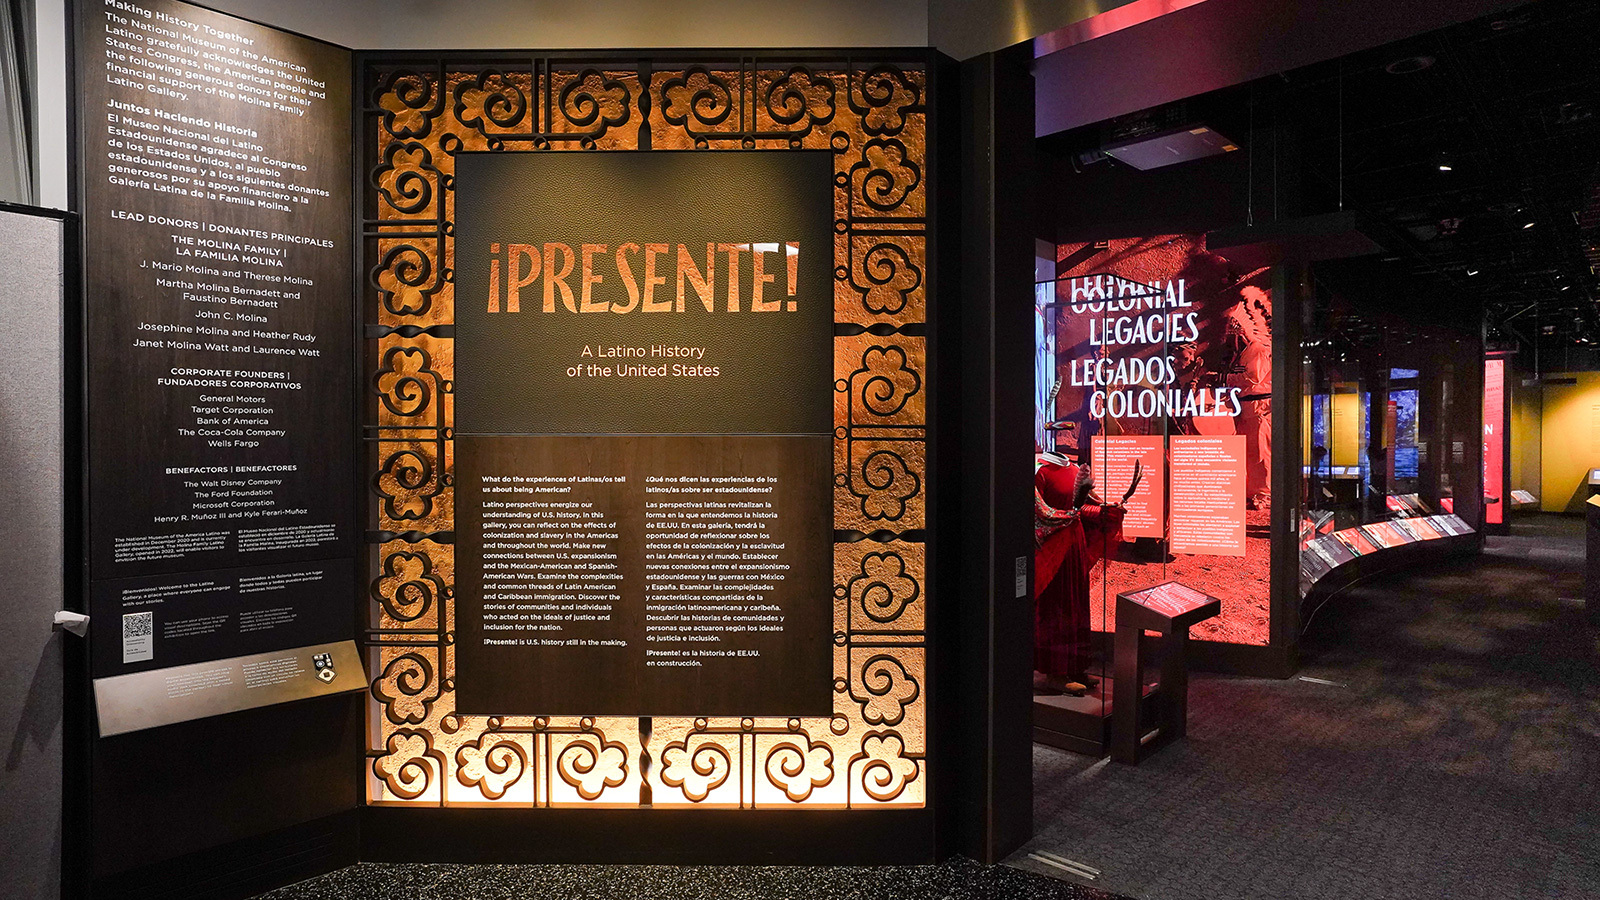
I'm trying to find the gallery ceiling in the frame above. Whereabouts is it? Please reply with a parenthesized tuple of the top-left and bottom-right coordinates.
(1281, 0, 1600, 355)
(1042, 0, 1600, 359)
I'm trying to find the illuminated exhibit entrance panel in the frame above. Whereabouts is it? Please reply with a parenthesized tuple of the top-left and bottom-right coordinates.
(362, 56, 930, 809)
(452, 151, 834, 716)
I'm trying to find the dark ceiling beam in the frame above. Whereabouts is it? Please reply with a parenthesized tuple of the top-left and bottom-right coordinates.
(1034, 0, 1529, 137)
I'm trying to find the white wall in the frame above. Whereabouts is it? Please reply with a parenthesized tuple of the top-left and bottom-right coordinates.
(0, 208, 66, 900)
(200, 0, 929, 50)
(929, 0, 1140, 61)
(0, 2, 32, 203)
(30, 0, 68, 210)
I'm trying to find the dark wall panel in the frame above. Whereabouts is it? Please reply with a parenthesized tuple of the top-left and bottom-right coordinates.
(72, 0, 359, 886)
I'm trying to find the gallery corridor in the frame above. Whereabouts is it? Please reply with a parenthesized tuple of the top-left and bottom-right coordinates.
(1016, 515, 1599, 900)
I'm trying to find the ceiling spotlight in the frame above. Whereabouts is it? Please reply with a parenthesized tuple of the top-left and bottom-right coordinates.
(1385, 55, 1436, 75)
(1523, 220, 1536, 229)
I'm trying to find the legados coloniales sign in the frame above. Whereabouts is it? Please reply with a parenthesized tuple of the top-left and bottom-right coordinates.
(1058, 274, 1250, 421)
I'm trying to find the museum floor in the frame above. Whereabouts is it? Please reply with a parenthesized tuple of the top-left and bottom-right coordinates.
(254, 515, 1595, 900)
(1014, 512, 1600, 900)
(254, 857, 1119, 900)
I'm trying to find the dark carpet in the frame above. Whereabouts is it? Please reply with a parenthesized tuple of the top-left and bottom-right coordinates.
(256, 857, 1120, 900)
(256, 516, 1596, 900)
(1011, 513, 1600, 900)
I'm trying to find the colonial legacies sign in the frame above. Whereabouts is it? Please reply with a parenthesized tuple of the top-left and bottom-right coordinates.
(452, 151, 835, 717)
(78, 0, 357, 731)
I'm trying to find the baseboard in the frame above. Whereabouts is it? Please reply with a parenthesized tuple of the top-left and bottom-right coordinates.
(1032, 726, 1104, 756)
(88, 810, 357, 900)
(361, 806, 935, 866)
(1186, 639, 1298, 679)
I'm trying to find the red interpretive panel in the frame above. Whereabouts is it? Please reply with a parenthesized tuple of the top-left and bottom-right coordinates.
(1484, 357, 1505, 525)
(1092, 435, 1165, 539)
(1053, 234, 1273, 645)
(1169, 435, 1246, 556)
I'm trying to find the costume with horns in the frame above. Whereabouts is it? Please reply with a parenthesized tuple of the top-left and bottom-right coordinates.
(1034, 452, 1125, 680)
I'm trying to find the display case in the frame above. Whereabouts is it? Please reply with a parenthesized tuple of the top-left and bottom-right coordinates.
(1033, 233, 1279, 754)
(1032, 235, 1486, 757)
(1296, 268, 1483, 604)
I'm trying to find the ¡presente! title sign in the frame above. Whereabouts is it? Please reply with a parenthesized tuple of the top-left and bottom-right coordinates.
(485, 241, 801, 314)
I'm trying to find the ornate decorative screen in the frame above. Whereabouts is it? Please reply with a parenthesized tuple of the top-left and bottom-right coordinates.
(361, 53, 931, 809)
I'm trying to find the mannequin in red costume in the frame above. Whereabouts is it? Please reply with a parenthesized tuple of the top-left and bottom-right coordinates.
(1034, 451, 1127, 694)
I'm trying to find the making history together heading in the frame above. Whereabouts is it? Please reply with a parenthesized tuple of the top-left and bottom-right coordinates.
(484, 241, 802, 314)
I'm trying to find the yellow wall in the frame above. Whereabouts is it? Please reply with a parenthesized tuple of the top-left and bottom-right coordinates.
(1511, 375, 1541, 498)
(1302, 394, 1313, 465)
(1540, 372, 1600, 513)
(1330, 387, 1363, 468)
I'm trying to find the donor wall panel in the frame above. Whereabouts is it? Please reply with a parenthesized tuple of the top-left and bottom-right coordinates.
(362, 54, 932, 809)
(78, 0, 357, 730)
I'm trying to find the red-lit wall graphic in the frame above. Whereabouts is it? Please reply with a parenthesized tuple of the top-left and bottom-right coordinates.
(1483, 357, 1505, 525)
(1050, 234, 1272, 646)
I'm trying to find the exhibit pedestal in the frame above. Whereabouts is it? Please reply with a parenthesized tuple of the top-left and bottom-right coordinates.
(1110, 583, 1221, 765)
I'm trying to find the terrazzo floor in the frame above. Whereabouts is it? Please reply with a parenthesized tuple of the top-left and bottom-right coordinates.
(255, 857, 1120, 900)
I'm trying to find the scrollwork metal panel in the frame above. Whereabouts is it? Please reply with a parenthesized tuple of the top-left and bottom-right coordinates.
(362, 52, 931, 810)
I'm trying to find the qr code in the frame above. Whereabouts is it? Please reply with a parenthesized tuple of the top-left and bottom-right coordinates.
(122, 611, 154, 663)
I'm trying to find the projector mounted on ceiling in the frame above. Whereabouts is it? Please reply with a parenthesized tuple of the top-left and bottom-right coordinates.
(1102, 123, 1241, 170)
